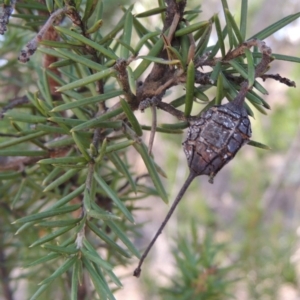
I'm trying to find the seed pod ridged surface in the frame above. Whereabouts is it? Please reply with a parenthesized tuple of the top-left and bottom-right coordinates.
(183, 100, 252, 182)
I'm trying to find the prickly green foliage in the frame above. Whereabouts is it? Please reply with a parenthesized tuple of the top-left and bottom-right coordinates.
(0, 0, 299, 299)
(160, 225, 235, 300)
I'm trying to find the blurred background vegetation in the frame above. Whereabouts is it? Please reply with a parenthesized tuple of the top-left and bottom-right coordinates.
(0, 0, 299, 299)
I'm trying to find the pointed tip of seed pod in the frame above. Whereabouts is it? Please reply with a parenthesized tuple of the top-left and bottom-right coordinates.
(133, 267, 141, 278)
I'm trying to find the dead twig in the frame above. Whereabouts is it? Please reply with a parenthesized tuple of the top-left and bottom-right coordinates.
(0, 96, 29, 118)
(0, 156, 45, 171)
(261, 73, 296, 87)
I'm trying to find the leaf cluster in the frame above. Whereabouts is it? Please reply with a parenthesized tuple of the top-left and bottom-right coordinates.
(160, 226, 235, 300)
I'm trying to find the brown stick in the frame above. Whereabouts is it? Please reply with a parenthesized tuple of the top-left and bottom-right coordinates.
(133, 171, 196, 277)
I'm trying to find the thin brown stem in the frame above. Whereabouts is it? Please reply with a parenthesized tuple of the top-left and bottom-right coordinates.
(0, 96, 29, 118)
(0, 156, 45, 171)
(18, 8, 66, 62)
(260, 73, 296, 87)
(232, 81, 249, 107)
(157, 101, 187, 121)
(133, 171, 196, 277)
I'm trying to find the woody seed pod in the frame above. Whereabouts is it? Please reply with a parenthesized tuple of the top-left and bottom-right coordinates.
(183, 87, 251, 183)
